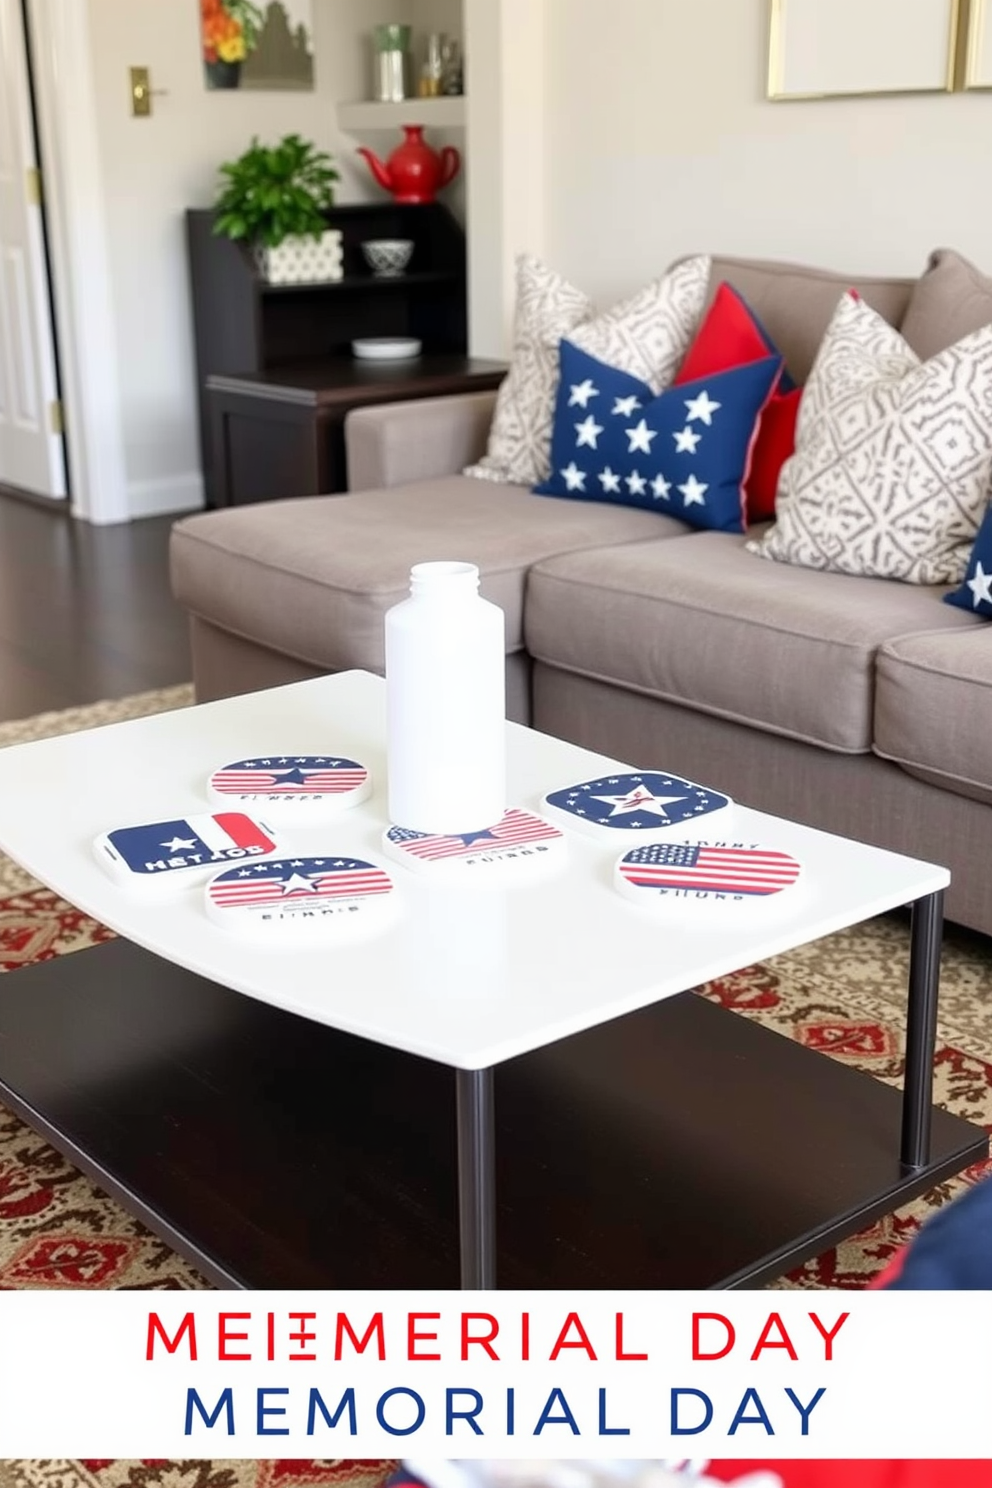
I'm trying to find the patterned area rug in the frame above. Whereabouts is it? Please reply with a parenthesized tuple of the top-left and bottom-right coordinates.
(0, 1461, 399, 1488)
(0, 686, 989, 1294)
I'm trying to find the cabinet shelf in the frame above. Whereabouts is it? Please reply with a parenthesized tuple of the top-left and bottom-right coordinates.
(260, 271, 457, 296)
(186, 202, 469, 505)
(337, 96, 466, 132)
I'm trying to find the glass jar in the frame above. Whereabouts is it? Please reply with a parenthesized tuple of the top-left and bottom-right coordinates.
(419, 31, 445, 97)
(373, 23, 412, 102)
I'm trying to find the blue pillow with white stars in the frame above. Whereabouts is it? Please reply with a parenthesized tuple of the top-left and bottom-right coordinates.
(534, 339, 783, 532)
(945, 505, 992, 619)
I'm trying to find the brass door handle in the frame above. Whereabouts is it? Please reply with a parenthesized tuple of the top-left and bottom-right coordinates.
(129, 67, 167, 117)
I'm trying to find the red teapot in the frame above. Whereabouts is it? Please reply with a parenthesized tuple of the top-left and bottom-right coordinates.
(357, 125, 461, 205)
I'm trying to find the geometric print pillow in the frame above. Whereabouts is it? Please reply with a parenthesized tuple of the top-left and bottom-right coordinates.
(747, 291, 992, 585)
(465, 253, 711, 490)
(568, 255, 712, 397)
(465, 254, 593, 488)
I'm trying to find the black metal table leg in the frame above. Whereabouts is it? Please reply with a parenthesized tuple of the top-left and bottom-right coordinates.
(901, 889, 945, 1169)
(456, 1066, 496, 1288)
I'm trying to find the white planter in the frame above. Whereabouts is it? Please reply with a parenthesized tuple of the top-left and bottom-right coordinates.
(256, 229, 344, 286)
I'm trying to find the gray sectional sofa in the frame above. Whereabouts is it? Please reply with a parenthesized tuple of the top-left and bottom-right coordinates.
(171, 250, 992, 937)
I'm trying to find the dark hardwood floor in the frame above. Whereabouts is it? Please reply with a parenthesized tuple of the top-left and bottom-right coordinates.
(0, 495, 193, 722)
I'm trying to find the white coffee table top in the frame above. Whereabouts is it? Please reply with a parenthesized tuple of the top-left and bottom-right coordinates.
(0, 671, 948, 1070)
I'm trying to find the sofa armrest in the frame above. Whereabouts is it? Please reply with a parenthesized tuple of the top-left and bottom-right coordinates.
(345, 390, 498, 490)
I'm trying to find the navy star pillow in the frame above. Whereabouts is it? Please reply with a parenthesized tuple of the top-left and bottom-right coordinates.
(535, 339, 783, 533)
(945, 505, 992, 619)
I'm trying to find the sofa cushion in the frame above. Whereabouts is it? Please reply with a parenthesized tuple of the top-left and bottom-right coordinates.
(170, 475, 688, 676)
(875, 628, 991, 805)
(464, 255, 593, 489)
(525, 530, 979, 753)
(536, 338, 782, 532)
(673, 281, 799, 523)
(568, 256, 710, 394)
(945, 504, 992, 618)
(749, 292, 992, 585)
(900, 248, 992, 361)
(697, 254, 914, 384)
(465, 254, 709, 490)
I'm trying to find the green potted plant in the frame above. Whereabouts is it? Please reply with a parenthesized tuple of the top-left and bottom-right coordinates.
(212, 133, 343, 285)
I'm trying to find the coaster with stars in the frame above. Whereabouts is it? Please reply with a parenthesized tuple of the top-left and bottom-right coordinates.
(542, 771, 734, 844)
(205, 855, 399, 942)
(94, 812, 279, 894)
(207, 755, 372, 824)
(614, 839, 804, 918)
(382, 809, 566, 881)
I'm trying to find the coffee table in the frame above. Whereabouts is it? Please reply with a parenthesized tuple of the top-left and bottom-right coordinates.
(0, 670, 983, 1289)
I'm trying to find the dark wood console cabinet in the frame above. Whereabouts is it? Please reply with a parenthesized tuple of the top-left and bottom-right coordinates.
(186, 202, 492, 505)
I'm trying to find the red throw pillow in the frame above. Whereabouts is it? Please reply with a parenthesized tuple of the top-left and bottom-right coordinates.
(674, 282, 799, 524)
(707, 1465, 992, 1488)
(746, 383, 801, 522)
(675, 282, 780, 385)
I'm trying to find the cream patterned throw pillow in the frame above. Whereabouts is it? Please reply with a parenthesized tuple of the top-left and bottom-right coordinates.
(748, 292, 992, 584)
(466, 253, 710, 488)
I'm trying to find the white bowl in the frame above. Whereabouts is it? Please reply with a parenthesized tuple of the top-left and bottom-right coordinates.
(361, 238, 415, 277)
(352, 336, 423, 361)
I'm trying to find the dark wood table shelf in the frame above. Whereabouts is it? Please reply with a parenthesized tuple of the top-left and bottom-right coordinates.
(207, 355, 506, 507)
(0, 938, 982, 1290)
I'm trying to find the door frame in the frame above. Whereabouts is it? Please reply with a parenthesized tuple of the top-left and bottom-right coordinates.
(24, 0, 129, 523)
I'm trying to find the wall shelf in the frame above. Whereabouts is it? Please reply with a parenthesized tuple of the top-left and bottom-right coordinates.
(337, 96, 466, 132)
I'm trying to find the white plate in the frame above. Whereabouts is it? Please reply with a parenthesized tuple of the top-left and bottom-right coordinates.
(352, 337, 423, 361)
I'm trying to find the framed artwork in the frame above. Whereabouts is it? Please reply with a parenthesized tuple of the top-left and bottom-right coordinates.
(201, 0, 315, 91)
(963, 0, 992, 86)
(767, 0, 962, 99)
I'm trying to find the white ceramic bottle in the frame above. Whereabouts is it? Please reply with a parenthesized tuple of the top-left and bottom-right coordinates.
(385, 561, 506, 833)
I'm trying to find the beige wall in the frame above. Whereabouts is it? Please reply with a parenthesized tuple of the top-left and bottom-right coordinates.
(86, 0, 392, 517)
(464, 0, 546, 356)
(538, 0, 992, 308)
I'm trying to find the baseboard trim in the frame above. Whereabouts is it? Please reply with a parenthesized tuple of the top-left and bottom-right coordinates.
(127, 472, 205, 520)
(0, 482, 68, 513)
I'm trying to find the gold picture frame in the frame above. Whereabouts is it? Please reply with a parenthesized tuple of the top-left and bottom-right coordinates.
(962, 0, 992, 85)
(768, 0, 963, 101)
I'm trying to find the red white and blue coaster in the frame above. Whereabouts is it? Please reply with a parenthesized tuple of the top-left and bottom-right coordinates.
(205, 855, 398, 942)
(382, 808, 566, 881)
(207, 755, 371, 823)
(542, 771, 734, 844)
(94, 812, 278, 894)
(614, 839, 803, 917)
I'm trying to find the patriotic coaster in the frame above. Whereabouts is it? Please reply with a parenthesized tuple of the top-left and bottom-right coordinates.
(206, 856, 397, 942)
(615, 840, 803, 916)
(543, 771, 734, 843)
(94, 812, 277, 893)
(207, 755, 371, 823)
(382, 809, 566, 880)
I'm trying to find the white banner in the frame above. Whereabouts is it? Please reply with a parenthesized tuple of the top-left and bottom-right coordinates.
(0, 1291, 985, 1458)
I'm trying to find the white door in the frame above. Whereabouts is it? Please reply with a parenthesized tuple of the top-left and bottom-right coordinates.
(0, 0, 66, 498)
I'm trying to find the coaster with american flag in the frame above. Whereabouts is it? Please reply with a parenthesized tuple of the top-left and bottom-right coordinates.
(543, 771, 734, 843)
(615, 839, 803, 914)
(207, 755, 372, 823)
(382, 808, 566, 880)
(205, 855, 397, 941)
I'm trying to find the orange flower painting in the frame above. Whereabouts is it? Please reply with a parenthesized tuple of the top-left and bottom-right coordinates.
(201, 0, 315, 91)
